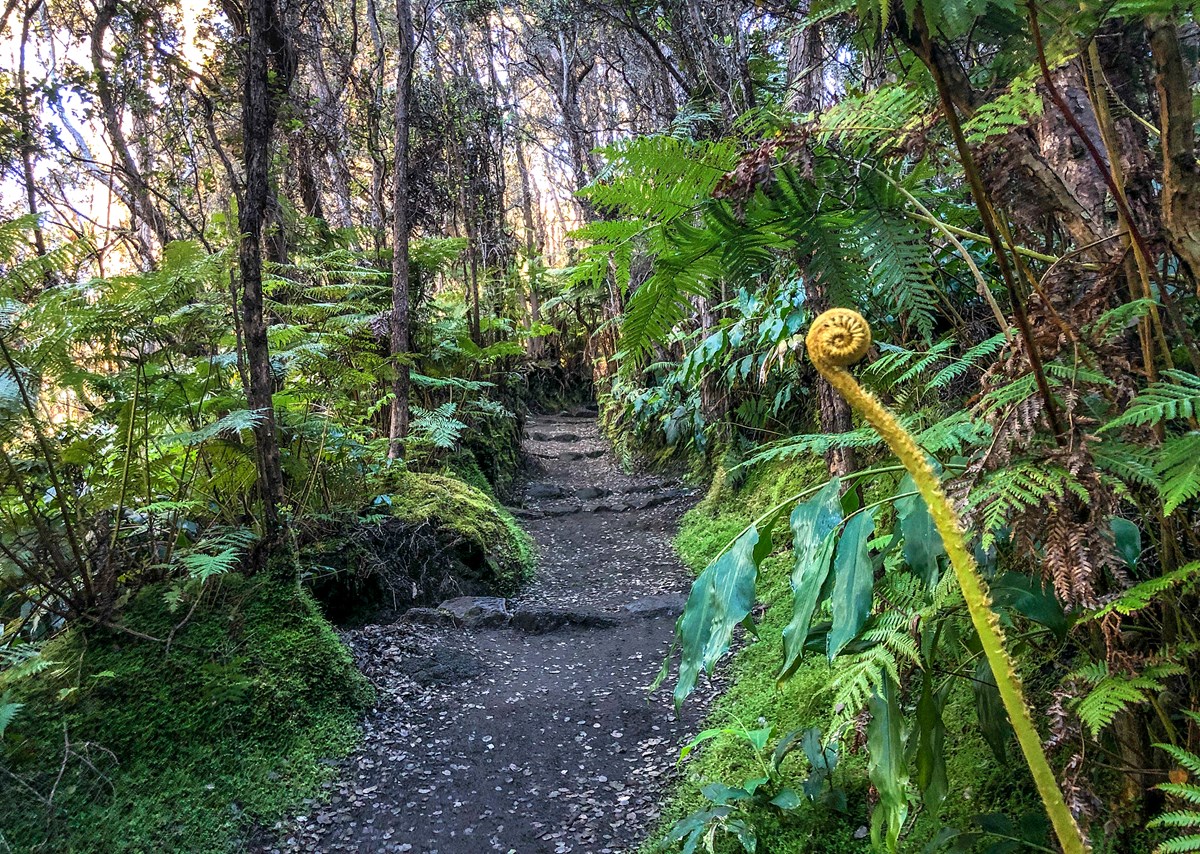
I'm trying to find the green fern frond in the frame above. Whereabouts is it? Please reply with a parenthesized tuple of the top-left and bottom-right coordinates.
(1158, 746, 1200, 779)
(855, 208, 938, 340)
(968, 462, 1085, 547)
(411, 402, 467, 449)
(1154, 433, 1200, 516)
(1072, 660, 1187, 737)
(1088, 563, 1200, 620)
(1102, 371, 1200, 432)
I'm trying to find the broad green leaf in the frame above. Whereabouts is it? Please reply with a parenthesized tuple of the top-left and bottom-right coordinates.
(973, 659, 1011, 763)
(701, 782, 751, 804)
(896, 474, 944, 587)
(726, 818, 757, 852)
(915, 672, 948, 810)
(1109, 516, 1141, 569)
(801, 726, 837, 772)
(679, 728, 725, 761)
(988, 572, 1067, 640)
(779, 479, 843, 681)
(828, 507, 876, 659)
(744, 726, 773, 751)
(673, 519, 777, 708)
(868, 676, 910, 852)
(769, 788, 802, 810)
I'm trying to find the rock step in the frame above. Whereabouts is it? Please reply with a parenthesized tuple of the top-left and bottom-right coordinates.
(398, 594, 689, 632)
(526, 431, 584, 443)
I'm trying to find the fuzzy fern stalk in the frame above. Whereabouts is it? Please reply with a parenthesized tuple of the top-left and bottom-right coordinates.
(805, 309, 1090, 854)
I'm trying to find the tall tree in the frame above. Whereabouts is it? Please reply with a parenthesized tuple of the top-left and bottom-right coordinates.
(238, 0, 295, 566)
(388, 0, 416, 455)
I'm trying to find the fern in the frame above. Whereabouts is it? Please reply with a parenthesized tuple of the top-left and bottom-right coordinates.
(1150, 719, 1200, 854)
(411, 402, 467, 449)
(1071, 658, 1189, 737)
(969, 462, 1089, 547)
(1102, 371, 1200, 432)
(1154, 433, 1200, 516)
(1088, 563, 1200, 620)
(0, 692, 21, 738)
(173, 527, 258, 581)
(855, 208, 938, 341)
(963, 74, 1046, 145)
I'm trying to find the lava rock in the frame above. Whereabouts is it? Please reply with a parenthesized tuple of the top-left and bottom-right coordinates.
(400, 607, 462, 628)
(526, 482, 570, 500)
(510, 606, 622, 634)
(622, 594, 688, 619)
(437, 596, 510, 628)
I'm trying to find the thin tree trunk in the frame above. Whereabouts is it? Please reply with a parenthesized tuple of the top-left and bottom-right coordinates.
(1148, 16, 1200, 287)
(807, 278, 856, 478)
(91, 0, 172, 252)
(388, 0, 415, 456)
(17, 0, 47, 268)
(239, 0, 294, 566)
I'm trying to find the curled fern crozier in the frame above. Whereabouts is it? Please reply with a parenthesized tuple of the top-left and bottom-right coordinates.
(805, 308, 1090, 854)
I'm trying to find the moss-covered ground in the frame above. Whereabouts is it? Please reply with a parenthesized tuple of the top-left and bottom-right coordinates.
(0, 577, 372, 853)
(650, 456, 1043, 853)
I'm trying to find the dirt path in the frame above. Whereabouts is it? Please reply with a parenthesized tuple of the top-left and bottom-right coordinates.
(259, 415, 709, 853)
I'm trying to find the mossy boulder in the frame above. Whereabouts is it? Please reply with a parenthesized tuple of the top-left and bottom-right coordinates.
(388, 471, 535, 593)
(306, 471, 536, 624)
(0, 576, 372, 853)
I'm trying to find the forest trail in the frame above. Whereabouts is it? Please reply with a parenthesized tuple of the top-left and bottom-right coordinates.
(258, 414, 709, 853)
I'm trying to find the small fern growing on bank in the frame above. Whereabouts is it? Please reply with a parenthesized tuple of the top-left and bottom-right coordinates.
(1149, 717, 1200, 854)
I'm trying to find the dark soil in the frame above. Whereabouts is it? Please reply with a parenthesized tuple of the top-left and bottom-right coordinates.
(256, 416, 712, 853)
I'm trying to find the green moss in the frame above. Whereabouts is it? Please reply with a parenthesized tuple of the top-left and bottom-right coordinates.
(461, 412, 524, 500)
(0, 576, 372, 853)
(389, 471, 536, 592)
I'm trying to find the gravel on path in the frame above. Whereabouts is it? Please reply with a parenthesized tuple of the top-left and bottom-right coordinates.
(256, 415, 714, 854)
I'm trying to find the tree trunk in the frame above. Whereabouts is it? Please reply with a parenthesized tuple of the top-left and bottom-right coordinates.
(807, 278, 857, 478)
(91, 0, 173, 254)
(786, 11, 824, 115)
(1148, 16, 1200, 287)
(17, 0, 47, 272)
(239, 0, 294, 567)
(388, 0, 415, 456)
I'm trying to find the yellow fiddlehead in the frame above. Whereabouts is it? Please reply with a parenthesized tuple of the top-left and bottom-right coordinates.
(806, 309, 1089, 854)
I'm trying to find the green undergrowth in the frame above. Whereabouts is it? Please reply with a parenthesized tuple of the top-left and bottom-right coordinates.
(389, 470, 536, 593)
(0, 577, 372, 853)
(651, 457, 1033, 853)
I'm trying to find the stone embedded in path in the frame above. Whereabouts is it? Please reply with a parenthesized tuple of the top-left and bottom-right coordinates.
(526, 482, 570, 500)
(622, 594, 688, 619)
(505, 506, 545, 520)
(400, 607, 463, 628)
(509, 606, 622, 634)
(585, 502, 632, 514)
(575, 486, 606, 500)
(436, 596, 510, 628)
